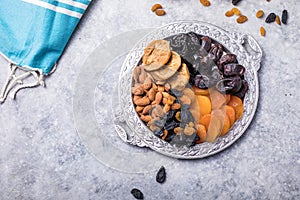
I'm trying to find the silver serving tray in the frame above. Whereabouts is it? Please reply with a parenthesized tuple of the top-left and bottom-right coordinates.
(114, 21, 262, 159)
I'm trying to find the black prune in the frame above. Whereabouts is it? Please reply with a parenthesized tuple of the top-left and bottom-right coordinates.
(216, 76, 242, 94)
(156, 166, 166, 183)
(233, 80, 249, 99)
(131, 188, 144, 200)
(282, 10, 288, 24)
(265, 13, 276, 23)
(218, 54, 237, 71)
(208, 44, 224, 62)
(194, 74, 210, 89)
(223, 63, 245, 77)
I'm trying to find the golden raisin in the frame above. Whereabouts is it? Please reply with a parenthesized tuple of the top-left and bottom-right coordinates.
(151, 4, 163, 12)
(155, 9, 166, 16)
(260, 26, 266, 37)
(275, 15, 281, 25)
(236, 15, 248, 24)
(256, 10, 264, 18)
(225, 10, 234, 17)
(232, 7, 241, 16)
(200, 0, 211, 7)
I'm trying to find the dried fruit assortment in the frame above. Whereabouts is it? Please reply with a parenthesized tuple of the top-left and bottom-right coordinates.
(131, 32, 248, 146)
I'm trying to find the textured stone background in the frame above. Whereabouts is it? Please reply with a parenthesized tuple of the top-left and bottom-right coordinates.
(0, 0, 299, 199)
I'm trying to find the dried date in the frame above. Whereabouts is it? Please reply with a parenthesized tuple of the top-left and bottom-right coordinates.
(218, 54, 237, 71)
(208, 44, 224, 62)
(223, 63, 245, 77)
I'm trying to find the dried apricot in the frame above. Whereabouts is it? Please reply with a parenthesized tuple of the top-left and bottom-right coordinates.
(225, 105, 236, 126)
(209, 89, 226, 110)
(192, 86, 209, 96)
(225, 94, 231, 104)
(256, 10, 264, 18)
(197, 95, 212, 116)
(196, 124, 207, 143)
(200, 114, 211, 130)
(206, 112, 223, 142)
(220, 114, 231, 136)
(236, 15, 248, 24)
(227, 96, 244, 119)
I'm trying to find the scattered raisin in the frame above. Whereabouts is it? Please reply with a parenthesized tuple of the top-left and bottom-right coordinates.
(282, 10, 288, 24)
(232, 0, 242, 6)
(225, 10, 234, 17)
(151, 4, 162, 12)
(236, 15, 248, 24)
(256, 10, 264, 18)
(155, 9, 166, 16)
(156, 166, 166, 183)
(275, 15, 281, 25)
(232, 7, 241, 16)
(200, 0, 211, 7)
(265, 13, 276, 23)
(131, 188, 144, 200)
(260, 26, 266, 37)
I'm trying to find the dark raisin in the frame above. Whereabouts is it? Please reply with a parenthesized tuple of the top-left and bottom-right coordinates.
(156, 166, 166, 183)
(131, 188, 144, 200)
(166, 110, 176, 122)
(265, 13, 276, 23)
(282, 10, 288, 24)
(232, 0, 242, 6)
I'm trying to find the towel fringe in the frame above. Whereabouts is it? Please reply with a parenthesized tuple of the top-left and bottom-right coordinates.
(0, 63, 45, 103)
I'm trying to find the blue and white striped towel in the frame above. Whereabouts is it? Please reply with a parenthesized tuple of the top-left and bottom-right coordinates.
(0, 0, 91, 102)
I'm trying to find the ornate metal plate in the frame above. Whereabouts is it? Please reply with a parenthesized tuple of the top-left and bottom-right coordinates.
(114, 21, 262, 159)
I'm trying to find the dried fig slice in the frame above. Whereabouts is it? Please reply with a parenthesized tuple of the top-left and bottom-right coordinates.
(168, 63, 190, 91)
(149, 51, 181, 81)
(143, 40, 171, 71)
